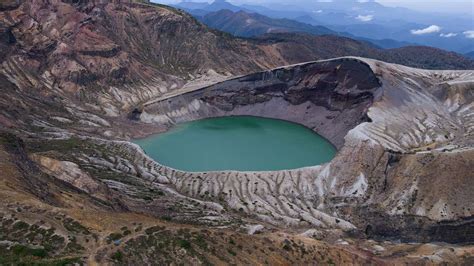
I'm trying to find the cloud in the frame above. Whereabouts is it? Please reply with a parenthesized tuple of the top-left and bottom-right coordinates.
(439, 33, 457, 38)
(463, 31, 474, 39)
(356, 14, 374, 22)
(410, 25, 441, 35)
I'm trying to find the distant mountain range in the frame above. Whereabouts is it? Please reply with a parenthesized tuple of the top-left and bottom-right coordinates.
(197, 9, 415, 50)
(172, 0, 473, 54)
(200, 10, 335, 38)
(465, 51, 474, 60)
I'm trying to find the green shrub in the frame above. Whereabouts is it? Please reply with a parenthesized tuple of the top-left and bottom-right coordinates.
(177, 239, 191, 250)
(12, 245, 47, 258)
(111, 251, 123, 262)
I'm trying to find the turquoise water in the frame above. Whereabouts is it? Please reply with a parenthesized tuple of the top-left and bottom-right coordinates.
(134, 116, 336, 172)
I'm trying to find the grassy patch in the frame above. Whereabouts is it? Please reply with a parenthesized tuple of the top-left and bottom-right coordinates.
(0, 244, 67, 265)
(106, 232, 123, 244)
(65, 241, 84, 254)
(177, 239, 192, 250)
(227, 248, 237, 256)
(145, 226, 166, 235)
(26, 137, 85, 154)
(12, 221, 30, 231)
(111, 250, 123, 262)
(1, 218, 65, 253)
(63, 218, 90, 235)
(11, 244, 47, 258)
(193, 234, 208, 250)
(0, 132, 23, 151)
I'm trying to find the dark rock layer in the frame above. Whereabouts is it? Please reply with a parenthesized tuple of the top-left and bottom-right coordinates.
(145, 58, 381, 148)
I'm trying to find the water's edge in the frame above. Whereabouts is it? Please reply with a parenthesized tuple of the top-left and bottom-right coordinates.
(133, 116, 337, 172)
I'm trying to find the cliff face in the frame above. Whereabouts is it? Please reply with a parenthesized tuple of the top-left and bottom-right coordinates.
(0, 1, 474, 264)
(143, 58, 381, 149)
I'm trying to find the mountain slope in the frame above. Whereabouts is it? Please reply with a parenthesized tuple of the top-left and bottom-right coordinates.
(176, 0, 246, 13)
(255, 33, 474, 70)
(383, 46, 474, 70)
(200, 9, 336, 37)
(0, 0, 290, 120)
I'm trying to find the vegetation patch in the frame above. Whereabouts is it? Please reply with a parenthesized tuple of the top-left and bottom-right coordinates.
(106, 232, 124, 244)
(0, 244, 81, 265)
(111, 250, 123, 262)
(63, 218, 90, 235)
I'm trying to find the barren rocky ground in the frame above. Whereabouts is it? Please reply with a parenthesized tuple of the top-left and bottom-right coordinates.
(0, 0, 473, 265)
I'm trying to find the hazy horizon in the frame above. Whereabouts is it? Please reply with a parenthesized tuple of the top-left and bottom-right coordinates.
(153, 0, 474, 15)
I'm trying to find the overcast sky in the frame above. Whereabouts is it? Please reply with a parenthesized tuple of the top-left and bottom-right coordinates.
(153, 0, 474, 15)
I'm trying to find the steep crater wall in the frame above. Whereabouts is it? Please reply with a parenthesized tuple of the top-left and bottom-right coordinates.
(142, 58, 381, 149)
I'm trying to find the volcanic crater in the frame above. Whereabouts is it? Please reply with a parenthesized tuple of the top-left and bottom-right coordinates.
(124, 57, 474, 242)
